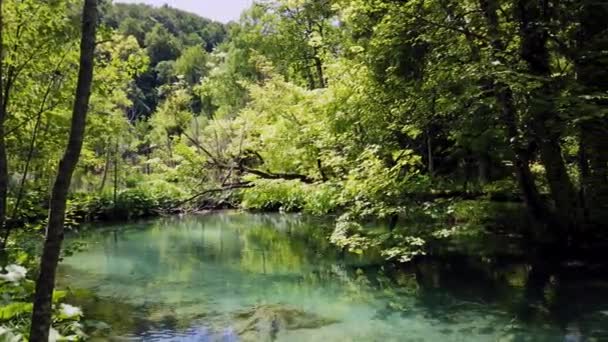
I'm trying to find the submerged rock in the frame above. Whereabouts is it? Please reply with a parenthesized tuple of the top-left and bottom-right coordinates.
(232, 304, 339, 341)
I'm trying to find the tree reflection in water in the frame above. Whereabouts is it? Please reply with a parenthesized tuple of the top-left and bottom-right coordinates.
(57, 213, 608, 341)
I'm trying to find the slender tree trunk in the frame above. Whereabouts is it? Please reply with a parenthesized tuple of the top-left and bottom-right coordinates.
(0, 0, 8, 251)
(313, 54, 325, 88)
(29, 1, 98, 340)
(98, 146, 111, 193)
(578, 130, 591, 221)
(426, 94, 436, 175)
(426, 131, 434, 175)
(113, 140, 119, 216)
(0, 20, 22, 251)
(2, 73, 60, 246)
(305, 63, 315, 90)
(313, 21, 326, 89)
(1, 118, 40, 245)
(166, 134, 174, 168)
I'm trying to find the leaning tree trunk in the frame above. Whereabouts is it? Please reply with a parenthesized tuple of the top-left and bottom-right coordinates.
(98, 146, 111, 193)
(517, 0, 579, 236)
(29, 0, 98, 340)
(478, 0, 548, 220)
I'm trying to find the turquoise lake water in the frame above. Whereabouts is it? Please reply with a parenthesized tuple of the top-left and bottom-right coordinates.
(57, 212, 608, 341)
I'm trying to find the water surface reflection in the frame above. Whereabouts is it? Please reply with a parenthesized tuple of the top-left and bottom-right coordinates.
(58, 213, 608, 341)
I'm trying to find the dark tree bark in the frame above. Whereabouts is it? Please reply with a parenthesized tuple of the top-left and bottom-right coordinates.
(0, 0, 8, 251)
(98, 146, 111, 193)
(317, 158, 327, 181)
(305, 65, 315, 90)
(516, 0, 580, 234)
(580, 124, 608, 222)
(426, 132, 434, 175)
(29, 1, 98, 340)
(231, 164, 315, 184)
(426, 94, 436, 176)
(113, 140, 119, 214)
(575, 0, 608, 225)
(313, 54, 325, 88)
(478, 0, 548, 220)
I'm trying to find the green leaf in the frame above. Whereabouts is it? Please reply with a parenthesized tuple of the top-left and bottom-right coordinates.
(0, 302, 33, 320)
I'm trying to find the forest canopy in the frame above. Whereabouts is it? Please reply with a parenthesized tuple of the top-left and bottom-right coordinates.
(0, 0, 607, 255)
(0, 0, 607, 338)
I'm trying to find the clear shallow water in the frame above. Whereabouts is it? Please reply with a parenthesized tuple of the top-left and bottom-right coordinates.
(57, 212, 608, 341)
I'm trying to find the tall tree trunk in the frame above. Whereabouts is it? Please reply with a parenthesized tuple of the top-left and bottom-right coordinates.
(578, 130, 591, 221)
(98, 147, 111, 193)
(478, 0, 548, 219)
(426, 131, 434, 175)
(0, 0, 8, 251)
(29, 1, 98, 340)
(113, 140, 119, 216)
(305, 62, 315, 90)
(426, 94, 436, 175)
(576, 0, 608, 225)
(517, 0, 579, 235)
(313, 54, 325, 88)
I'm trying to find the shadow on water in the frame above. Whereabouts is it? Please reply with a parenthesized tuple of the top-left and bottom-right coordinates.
(57, 212, 608, 341)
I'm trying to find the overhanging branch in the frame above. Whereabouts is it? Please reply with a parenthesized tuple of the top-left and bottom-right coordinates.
(172, 182, 254, 209)
(216, 163, 315, 184)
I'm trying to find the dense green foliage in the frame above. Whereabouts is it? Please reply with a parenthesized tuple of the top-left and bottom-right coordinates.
(1, 0, 606, 260)
(133, 0, 607, 255)
(0, 1, 226, 237)
(101, 2, 227, 117)
(0, 0, 607, 338)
